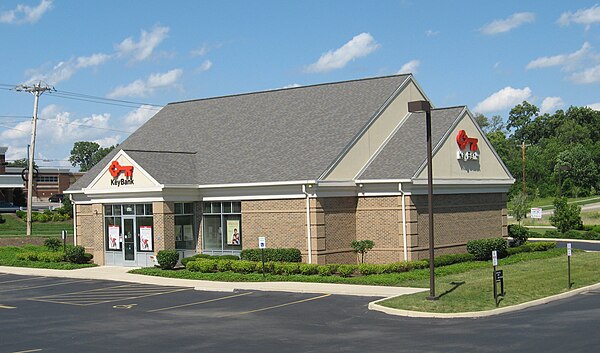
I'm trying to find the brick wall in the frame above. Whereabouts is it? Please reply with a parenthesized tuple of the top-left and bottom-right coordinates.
(153, 201, 175, 251)
(241, 199, 308, 259)
(75, 204, 104, 265)
(408, 193, 506, 260)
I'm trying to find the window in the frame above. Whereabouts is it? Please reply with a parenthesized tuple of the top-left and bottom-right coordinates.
(37, 176, 58, 183)
(202, 201, 241, 254)
(175, 202, 195, 250)
(104, 204, 153, 252)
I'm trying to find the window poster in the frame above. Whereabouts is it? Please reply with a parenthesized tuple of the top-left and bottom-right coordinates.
(227, 220, 241, 245)
(139, 226, 153, 251)
(108, 225, 121, 250)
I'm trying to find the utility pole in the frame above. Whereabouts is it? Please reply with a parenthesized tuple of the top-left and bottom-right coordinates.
(15, 82, 54, 236)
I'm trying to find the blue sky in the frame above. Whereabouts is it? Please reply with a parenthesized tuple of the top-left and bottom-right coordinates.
(1, 0, 599, 169)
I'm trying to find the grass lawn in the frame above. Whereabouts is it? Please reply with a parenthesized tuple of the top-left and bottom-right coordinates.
(528, 195, 600, 210)
(510, 210, 600, 227)
(379, 250, 600, 313)
(0, 245, 96, 270)
(0, 213, 73, 237)
(130, 248, 568, 287)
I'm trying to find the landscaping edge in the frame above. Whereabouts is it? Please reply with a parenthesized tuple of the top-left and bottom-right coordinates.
(368, 282, 600, 319)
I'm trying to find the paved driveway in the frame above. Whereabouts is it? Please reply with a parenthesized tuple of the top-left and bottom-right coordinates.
(1, 273, 599, 353)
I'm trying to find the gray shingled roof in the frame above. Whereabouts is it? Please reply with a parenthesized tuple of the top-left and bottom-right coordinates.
(358, 107, 466, 180)
(70, 74, 410, 190)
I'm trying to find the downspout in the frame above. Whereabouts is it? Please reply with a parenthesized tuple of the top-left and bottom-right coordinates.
(70, 194, 77, 246)
(399, 183, 408, 261)
(302, 185, 312, 264)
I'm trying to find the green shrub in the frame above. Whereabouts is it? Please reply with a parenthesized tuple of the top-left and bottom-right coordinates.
(358, 263, 385, 275)
(156, 250, 179, 270)
(299, 263, 319, 275)
(240, 248, 302, 262)
(563, 230, 582, 239)
(550, 197, 583, 233)
(16, 252, 40, 261)
(433, 253, 477, 267)
(217, 255, 240, 261)
(65, 245, 87, 264)
(528, 242, 556, 251)
(181, 256, 196, 267)
(0, 214, 5, 224)
(318, 264, 336, 276)
(16, 210, 26, 219)
(44, 238, 62, 251)
(411, 260, 430, 269)
(84, 253, 93, 263)
(466, 237, 508, 261)
(384, 261, 413, 273)
(231, 260, 258, 274)
(543, 230, 561, 238)
(508, 224, 530, 247)
(187, 260, 217, 273)
(583, 230, 600, 240)
(37, 252, 65, 262)
(216, 259, 233, 272)
(337, 264, 356, 278)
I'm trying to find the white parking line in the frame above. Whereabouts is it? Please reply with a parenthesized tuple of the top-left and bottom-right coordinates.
(0, 277, 45, 284)
(148, 291, 254, 313)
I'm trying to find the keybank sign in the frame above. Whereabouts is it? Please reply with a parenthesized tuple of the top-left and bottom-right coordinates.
(109, 161, 134, 187)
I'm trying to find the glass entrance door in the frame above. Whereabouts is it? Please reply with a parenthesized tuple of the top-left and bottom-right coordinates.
(123, 217, 136, 263)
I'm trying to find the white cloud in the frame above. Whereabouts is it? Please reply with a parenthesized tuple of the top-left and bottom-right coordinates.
(425, 29, 439, 37)
(558, 4, 600, 30)
(305, 33, 380, 73)
(196, 60, 213, 72)
(0, 0, 52, 24)
(93, 136, 121, 148)
(0, 120, 30, 140)
(480, 12, 535, 35)
(569, 64, 600, 84)
(5, 146, 28, 161)
(123, 105, 158, 129)
(586, 103, 600, 110)
(474, 86, 532, 113)
(191, 44, 208, 57)
(107, 69, 183, 98)
(26, 52, 111, 85)
(397, 59, 420, 74)
(526, 42, 592, 70)
(540, 97, 564, 114)
(116, 25, 169, 62)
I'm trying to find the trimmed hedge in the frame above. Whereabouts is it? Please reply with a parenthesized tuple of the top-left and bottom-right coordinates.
(181, 254, 240, 267)
(507, 241, 556, 255)
(44, 238, 62, 251)
(240, 248, 302, 262)
(16, 251, 64, 262)
(466, 237, 508, 260)
(157, 250, 179, 270)
(540, 229, 600, 241)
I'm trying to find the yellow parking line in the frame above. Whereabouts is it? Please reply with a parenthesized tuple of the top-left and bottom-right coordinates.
(0, 280, 93, 293)
(0, 304, 17, 309)
(0, 277, 45, 284)
(224, 293, 332, 317)
(148, 291, 254, 313)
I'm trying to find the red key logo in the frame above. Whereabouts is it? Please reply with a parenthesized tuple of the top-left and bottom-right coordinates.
(456, 130, 479, 151)
(109, 161, 134, 178)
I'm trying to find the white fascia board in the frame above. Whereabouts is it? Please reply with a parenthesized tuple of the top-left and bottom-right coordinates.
(83, 186, 164, 195)
(197, 180, 317, 189)
(411, 178, 515, 185)
(316, 180, 356, 187)
(355, 179, 411, 184)
(86, 197, 164, 204)
(203, 194, 307, 201)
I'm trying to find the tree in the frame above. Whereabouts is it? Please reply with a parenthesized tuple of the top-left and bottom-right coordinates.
(7, 158, 37, 168)
(474, 113, 490, 131)
(508, 191, 530, 225)
(69, 141, 116, 172)
(351, 240, 374, 264)
(507, 101, 539, 143)
(549, 197, 582, 233)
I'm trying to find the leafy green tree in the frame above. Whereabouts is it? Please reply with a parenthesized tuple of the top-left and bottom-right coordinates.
(351, 240, 375, 264)
(508, 192, 530, 225)
(69, 142, 116, 172)
(474, 113, 490, 131)
(554, 145, 598, 195)
(507, 101, 539, 143)
(549, 197, 582, 233)
(7, 158, 37, 168)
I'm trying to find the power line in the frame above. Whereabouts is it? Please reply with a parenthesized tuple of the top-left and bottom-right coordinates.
(47, 92, 162, 110)
(42, 118, 134, 134)
(53, 89, 163, 108)
(0, 123, 30, 133)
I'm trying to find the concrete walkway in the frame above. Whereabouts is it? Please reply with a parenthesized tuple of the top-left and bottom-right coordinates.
(0, 265, 427, 297)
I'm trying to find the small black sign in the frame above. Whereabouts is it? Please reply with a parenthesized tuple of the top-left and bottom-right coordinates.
(495, 270, 503, 282)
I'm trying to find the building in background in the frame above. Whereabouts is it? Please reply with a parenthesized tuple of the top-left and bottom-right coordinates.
(0, 147, 84, 203)
(67, 74, 514, 267)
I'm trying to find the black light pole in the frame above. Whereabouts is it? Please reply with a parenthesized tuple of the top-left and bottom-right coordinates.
(408, 100, 437, 300)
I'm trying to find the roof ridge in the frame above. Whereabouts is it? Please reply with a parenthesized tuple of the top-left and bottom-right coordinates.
(124, 149, 197, 155)
(431, 105, 467, 111)
(168, 74, 411, 106)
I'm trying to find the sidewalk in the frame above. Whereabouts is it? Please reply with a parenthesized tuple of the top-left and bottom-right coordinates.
(0, 265, 428, 297)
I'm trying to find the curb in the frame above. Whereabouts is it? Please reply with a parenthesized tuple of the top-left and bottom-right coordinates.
(528, 237, 600, 244)
(368, 282, 600, 319)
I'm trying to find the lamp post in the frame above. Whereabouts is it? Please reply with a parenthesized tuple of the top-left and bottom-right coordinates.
(408, 100, 437, 300)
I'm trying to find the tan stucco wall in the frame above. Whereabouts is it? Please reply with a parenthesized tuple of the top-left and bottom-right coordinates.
(417, 113, 512, 180)
(88, 153, 158, 190)
(325, 80, 425, 180)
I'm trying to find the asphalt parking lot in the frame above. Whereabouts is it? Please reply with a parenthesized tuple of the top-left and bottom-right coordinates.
(1, 272, 599, 353)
